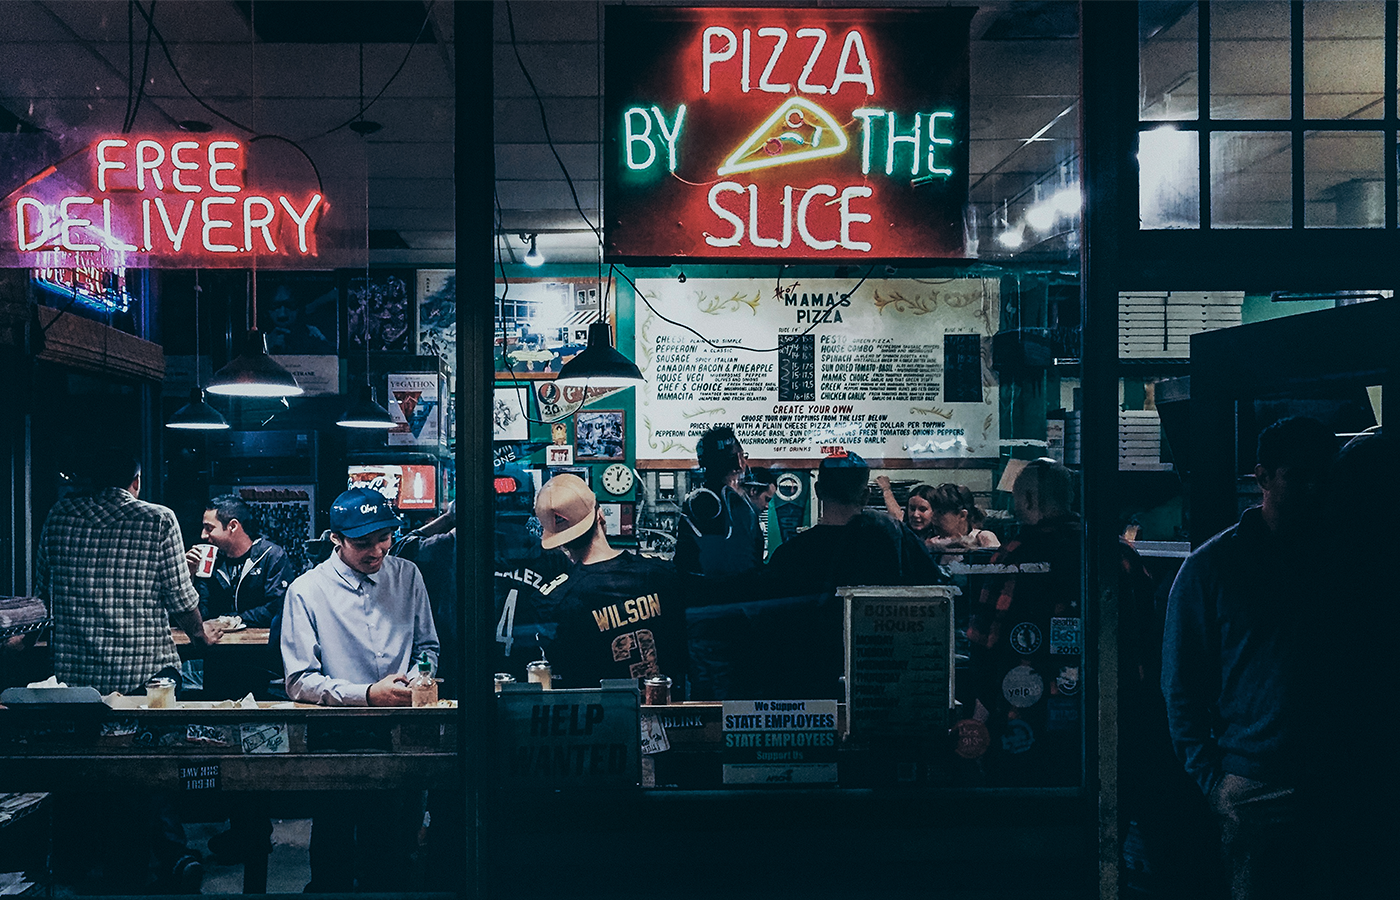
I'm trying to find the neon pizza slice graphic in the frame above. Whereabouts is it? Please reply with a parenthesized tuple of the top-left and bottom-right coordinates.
(716, 97, 850, 177)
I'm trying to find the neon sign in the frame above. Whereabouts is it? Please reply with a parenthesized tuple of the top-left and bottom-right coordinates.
(3, 134, 332, 267)
(604, 7, 972, 261)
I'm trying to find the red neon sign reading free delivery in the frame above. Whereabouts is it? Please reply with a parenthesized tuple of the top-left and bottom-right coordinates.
(6, 135, 327, 266)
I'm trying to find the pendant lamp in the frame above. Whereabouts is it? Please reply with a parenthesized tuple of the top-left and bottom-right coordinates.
(167, 272, 229, 430)
(554, 321, 644, 388)
(207, 328, 304, 397)
(168, 386, 230, 430)
(337, 382, 396, 429)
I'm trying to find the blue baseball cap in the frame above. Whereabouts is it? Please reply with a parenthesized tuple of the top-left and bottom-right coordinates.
(820, 450, 868, 470)
(330, 487, 402, 539)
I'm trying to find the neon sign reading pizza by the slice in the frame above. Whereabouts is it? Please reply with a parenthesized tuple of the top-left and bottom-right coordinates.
(605, 7, 972, 261)
(8, 136, 326, 263)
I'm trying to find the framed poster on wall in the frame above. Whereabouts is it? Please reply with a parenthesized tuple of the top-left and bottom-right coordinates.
(211, 484, 316, 577)
(495, 279, 607, 377)
(418, 269, 456, 372)
(574, 409, 626, 461)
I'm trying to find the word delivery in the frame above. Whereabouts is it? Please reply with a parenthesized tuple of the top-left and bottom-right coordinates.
(605, 7, 973, 261)
(6, 135, 329, 266)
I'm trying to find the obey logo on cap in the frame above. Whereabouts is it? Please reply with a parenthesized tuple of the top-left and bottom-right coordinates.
(330, 487, 401, 539)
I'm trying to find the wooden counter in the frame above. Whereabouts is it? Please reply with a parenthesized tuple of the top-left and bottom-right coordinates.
(0, 700, 460, 793)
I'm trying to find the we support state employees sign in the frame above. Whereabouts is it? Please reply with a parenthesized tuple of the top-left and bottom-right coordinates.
(635, 277, 999, 463)
(604, 6, 972, 260)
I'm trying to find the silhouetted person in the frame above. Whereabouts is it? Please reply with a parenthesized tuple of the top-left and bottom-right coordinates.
(1163, 416, 1336, 900)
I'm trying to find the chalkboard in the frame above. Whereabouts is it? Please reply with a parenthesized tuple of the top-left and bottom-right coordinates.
(777, 334, 816, 402)
(943, 333, 982, 403)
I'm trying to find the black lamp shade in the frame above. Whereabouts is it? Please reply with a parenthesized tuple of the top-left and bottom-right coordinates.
(337, 382, 397, 429)
(207, 329, 304, 397)
(166, 387, 229, 430)
(554, 322, 644, 388)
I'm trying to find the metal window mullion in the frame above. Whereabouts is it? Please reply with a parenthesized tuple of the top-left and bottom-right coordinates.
(1387, 0, 1397, 229)
(1199, 0, 1211, 229)
(1292, 1, 1304, 229)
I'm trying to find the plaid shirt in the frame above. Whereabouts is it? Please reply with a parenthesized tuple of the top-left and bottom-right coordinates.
(36, 488, 200, 694)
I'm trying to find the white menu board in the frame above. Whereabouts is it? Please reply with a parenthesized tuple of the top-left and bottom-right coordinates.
(634, 278, 999, 462)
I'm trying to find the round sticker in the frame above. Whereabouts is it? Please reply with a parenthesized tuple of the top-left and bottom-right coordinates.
(1009, 622, 1042, 656)
(1001, 719, 1035, 754)
(1002, 664, 1044, 708)
(775, 472, 804, 503)
(952, 719, 990, 760)
(1055, 665, 1081, 696)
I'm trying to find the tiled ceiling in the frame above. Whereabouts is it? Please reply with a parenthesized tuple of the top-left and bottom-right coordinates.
(5, 2, 1371, 269)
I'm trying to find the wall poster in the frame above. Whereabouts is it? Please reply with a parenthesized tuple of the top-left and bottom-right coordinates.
(635, 277, 998, 463)
(417, 269, 456, 372)
(495, 279, 604, 377)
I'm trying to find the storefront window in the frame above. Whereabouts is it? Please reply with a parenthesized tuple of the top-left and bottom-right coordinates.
(1303, 131, 1384, 227)
(1140, 1, 1200, 121)
(1210, 1, 1291, 119)
(1210, 131, 1292, 227)
(1140, 127, 1201, 229)
(1304, 0, 1385, 119)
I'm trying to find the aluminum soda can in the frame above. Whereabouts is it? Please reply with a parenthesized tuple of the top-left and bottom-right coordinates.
(643, 675, 672, 705)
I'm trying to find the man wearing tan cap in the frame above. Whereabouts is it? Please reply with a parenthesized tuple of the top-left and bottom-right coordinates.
(534, 473, 684, 693)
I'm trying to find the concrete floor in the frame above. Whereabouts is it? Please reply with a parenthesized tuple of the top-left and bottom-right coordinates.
(187, 819, 312, 895)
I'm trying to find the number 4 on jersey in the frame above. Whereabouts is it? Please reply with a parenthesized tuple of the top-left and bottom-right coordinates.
(496, 588, 518, 656)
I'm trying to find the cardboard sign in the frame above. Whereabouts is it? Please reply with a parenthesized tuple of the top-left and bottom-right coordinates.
(497, 686, 641, 789)
(842, 585, 957, 738)
(605, 7, 972, 260)
(722, 699, 838, 785)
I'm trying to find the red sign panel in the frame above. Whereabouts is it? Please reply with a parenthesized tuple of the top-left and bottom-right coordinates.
(2, 134, 342, 268)
(604, 6, 972, 261)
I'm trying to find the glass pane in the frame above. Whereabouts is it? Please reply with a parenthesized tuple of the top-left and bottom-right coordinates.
(1139, 127, 1201, 228)
(1304, 131, 1383, 227)
(1211, 2, 1291, 119)
(1304, 1, 1384, 119)
(1141, 1, 1199, 120)
(1211, 131, 1292, 228)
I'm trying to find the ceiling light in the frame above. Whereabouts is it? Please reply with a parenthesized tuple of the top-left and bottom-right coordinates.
(337, 382, 397, 429)
(348, 120, 382, 135)
(166, 387, 229, 430)
(168, 271, 230, 429)
(996, 225, 1025, 250)
(1051, 185, 1082, 217)
(178, 120, 213, 133)
(554, 321, 644, 388)
(523, 234, 544, 267)
(1025, 202, 1057, 233)
(207, 329, 304, 397)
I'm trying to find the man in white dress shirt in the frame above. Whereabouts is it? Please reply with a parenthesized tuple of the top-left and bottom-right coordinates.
(282, 486, 440, 891)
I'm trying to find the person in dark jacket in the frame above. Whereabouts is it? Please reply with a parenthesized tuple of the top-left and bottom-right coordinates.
(965, 458, 1083, 786)
(1162, 416, 1336, 900)
(187, 495, 295, 631)
(674, 425, 764, 578)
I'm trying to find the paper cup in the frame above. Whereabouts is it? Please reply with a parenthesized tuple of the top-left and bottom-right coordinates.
(193, 544, 217, 578)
